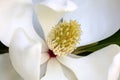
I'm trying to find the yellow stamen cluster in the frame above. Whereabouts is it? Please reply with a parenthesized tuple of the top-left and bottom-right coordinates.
(47, 20, 81, 56)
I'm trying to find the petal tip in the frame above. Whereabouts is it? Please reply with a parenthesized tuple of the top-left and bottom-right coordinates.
(108, 44, 120, 49)
(35, 0, 77, 12)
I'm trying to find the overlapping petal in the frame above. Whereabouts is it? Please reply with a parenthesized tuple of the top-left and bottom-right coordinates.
(0, 54, 23, 80)
(61, 65, 77, 80)
(108, 52, 120, 80)
(35, 0, 77, 39)
(9, 29, 43, 80)
(0, 0, 40, 46)
(40, 62, 47, 78)
(41, 58, 68, 80)
(57, 44, 120, 80)
(63, 0, 120, 46)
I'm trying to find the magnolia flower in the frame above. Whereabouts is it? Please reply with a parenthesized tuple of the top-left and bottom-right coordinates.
(0, 0, 120, 80)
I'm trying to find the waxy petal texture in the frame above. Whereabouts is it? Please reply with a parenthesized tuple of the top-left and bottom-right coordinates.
(57, 45, 120, 80)
(108, 52, 120, 80)
(9, 29, 42, 80)
(41, 58, 68, 80)
(0, 0, 40, 46)
(64, 0, 120, 46)
(0, 54, 23, 80)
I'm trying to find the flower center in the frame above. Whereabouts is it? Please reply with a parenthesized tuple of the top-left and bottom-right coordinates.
(47, 20, 81, 57)
(47, 49, 56, 58)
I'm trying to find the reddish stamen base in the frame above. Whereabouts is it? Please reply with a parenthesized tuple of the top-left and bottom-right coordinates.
(48, 49, 56, 58)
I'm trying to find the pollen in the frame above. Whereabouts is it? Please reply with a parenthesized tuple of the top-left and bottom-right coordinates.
(47, 20, 81, 57)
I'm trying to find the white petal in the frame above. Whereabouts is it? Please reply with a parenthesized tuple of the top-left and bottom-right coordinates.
(40, 40, 50, 65)
(68, 54, 82, 58)
(41, 53, 49, 65)
(35, 0, 77, 39)
(41, 58, 68, 80)
(32, 0, 44, 4)
(63, 0, 120, 46)
(32, 11, 45, 39)
(61, 65, 77, 80)
(40, 44, 50, 78)
(0, 53, 23, 80)
(9, 29, 42, 80)
(40, 62, 47, 78)
(108, 52, 120, 80)
(57, 44, 120, 80)
(0, 0, 40, 46)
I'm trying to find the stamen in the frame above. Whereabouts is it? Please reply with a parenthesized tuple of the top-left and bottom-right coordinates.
(47, 20, 81, 57)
